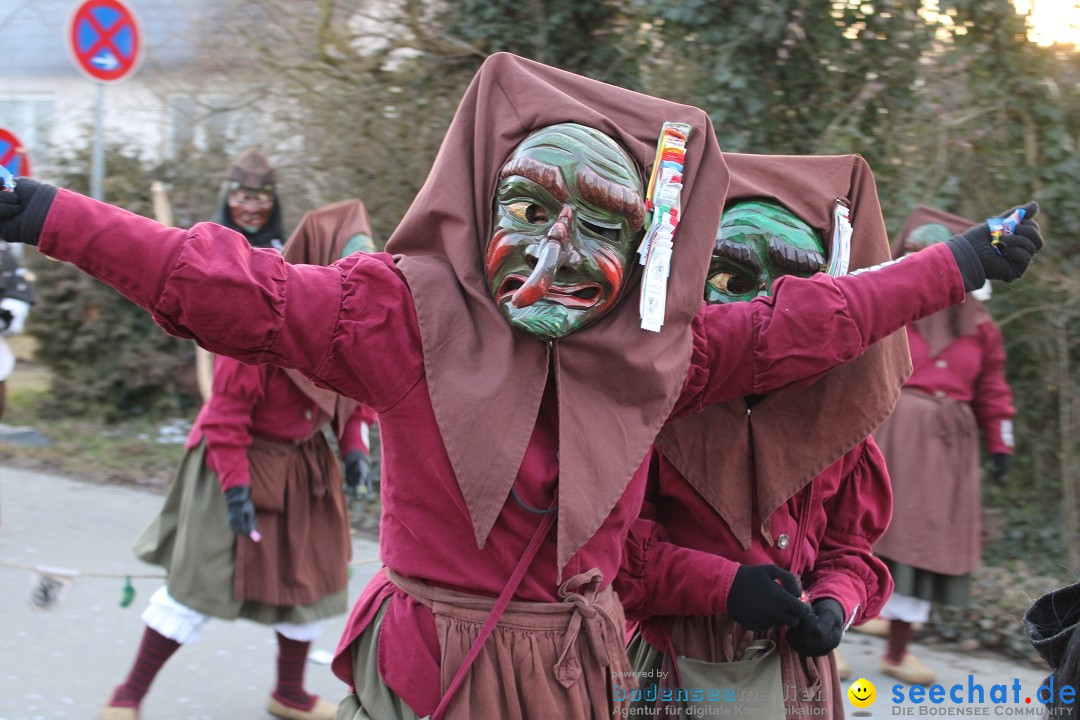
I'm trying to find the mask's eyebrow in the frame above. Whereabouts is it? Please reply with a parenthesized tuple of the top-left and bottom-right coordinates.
(498, 157, 569, 203)
(713, 238, 761, 272)
(767, 235, 826, 274)
(577, 166, 646, 232)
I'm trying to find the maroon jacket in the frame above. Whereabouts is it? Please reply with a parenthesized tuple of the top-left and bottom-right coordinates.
(617, 438, 893, 648)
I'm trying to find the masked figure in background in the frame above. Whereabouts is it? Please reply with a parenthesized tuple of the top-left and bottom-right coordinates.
(214, 147, 285, 251)
(869, 206, 1016, 685)
(195, 147, 288, 400)
(0, 52, 1042, 720)
(615, 155, 904, 719)
(0, 239, 34, 421)
(98, 199, 377, 720)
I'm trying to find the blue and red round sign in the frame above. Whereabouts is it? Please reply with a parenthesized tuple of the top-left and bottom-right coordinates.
(0, 128, 31, 178)
(67, 0, 143, 83)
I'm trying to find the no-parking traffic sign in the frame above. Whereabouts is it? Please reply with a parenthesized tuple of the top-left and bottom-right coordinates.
(67, 0, 143, 83)
(0, 128, 30, 178)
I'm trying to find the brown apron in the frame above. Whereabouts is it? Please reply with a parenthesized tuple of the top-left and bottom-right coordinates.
(873, 388, 981, 576)
(383, 568, 632, 720)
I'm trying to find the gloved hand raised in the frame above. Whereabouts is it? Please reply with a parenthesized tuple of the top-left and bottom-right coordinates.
(946, 202, 1042, 291)
(0, 178, 57, 246)
(224, 485, 257, 537)
(726, 564, 811, 632)
(344, 449, 373, 497)
(786, 598, 846, 657)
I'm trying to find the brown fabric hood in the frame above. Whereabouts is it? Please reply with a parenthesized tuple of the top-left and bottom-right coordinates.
(893, 205, 984, 358)
(227, 147, 277, 189)
(656, 154, 911, 550)
(384, 52, 729, 570)
(281, 199, 373, 434)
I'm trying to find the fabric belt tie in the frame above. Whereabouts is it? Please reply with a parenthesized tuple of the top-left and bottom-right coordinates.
(554, 569, 617, 687)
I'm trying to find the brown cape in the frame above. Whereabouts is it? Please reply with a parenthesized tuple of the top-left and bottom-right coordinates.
(656, 154, 911, 550)
(892, 205, 986, 357)
(281, 199, 373, 436)
(384, 52, 730, 570)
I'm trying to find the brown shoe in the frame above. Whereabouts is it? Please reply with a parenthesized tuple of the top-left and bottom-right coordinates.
(267, 695, 337, 720)
(99, 692, 139, 720)
(881, 652, 937, 685)
(834, 649, 852, 681)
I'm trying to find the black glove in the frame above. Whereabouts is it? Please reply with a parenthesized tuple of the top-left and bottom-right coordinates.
(224, 485, 257, 536)
(786, 598, 846, 657)
(0, 178, 58, 246)
(946, 202, 1042, 291)
(990, 453, 1012, 482)
(727, 564, 811, 632)
(344, 449, 372, 497)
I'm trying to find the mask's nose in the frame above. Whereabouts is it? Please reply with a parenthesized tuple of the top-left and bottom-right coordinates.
(510, 206, 573, 308)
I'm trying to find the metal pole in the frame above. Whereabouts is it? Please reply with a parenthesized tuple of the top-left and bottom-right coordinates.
(90, 83, 105, 201)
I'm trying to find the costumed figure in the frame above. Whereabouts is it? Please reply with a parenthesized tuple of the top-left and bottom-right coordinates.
(615, 154, 905, 718)
(0, 239, 34, 421)
(213, 147, 285, 251)
(0, 53, 1043, 719)
(1025, 582, 1080, 716)
(98, 199, 378, 720)
(196, 147, 288, 400)
(871, 206, 1017, 686)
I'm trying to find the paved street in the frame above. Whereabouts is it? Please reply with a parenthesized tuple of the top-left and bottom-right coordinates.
(0, 465, 380, 720)
(0, 463, 1056, 719)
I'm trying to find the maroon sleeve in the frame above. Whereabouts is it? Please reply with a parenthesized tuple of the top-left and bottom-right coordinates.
(38, 190, 424, 412)
(199, 355, 265, 491)
(614, 458, 739, 620)
(971, 319, 1016, 455)
(803, 438, 894, 625)
(681, 243, 965, 412)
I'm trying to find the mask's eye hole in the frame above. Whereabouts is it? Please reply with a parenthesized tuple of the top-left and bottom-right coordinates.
(582, 220, 620, 244)
(507, 201, 550, 224)
(708, 271, 756, 296)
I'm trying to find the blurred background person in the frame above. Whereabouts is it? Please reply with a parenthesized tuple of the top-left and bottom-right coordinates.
(99, 199, 376, 720)
(0, 239, 34, 422)
(195, 147, 287, 400)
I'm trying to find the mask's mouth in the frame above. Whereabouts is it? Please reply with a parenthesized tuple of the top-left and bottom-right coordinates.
(497, 274, 602, 310)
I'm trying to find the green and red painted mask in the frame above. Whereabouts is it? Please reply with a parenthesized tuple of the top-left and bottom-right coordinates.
(485, 123, 646, 339)
(706, 201, 826, 304)
(903, 222, 951, 255)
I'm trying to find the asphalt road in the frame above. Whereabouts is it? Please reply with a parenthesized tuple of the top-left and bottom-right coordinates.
(0, 465, 380, 720)
(0, 464, 1055, 720)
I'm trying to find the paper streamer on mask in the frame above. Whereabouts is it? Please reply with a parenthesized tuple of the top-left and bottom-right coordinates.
(639, 122, 692, 332)
(826, 199, 853, 277)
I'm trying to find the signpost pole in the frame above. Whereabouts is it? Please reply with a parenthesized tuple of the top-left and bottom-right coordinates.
(67, 0, 143, 202)
(91, 83, 105, 201)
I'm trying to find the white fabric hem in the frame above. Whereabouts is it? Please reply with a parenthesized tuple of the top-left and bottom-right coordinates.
(141, 585, 210, 644)
(879, 592, 932, 623)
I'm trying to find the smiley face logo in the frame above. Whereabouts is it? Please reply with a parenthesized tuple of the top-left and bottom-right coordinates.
(848, 678, 876, 708)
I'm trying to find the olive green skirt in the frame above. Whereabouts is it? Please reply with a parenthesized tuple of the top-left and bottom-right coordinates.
(133, 440, 347, 624)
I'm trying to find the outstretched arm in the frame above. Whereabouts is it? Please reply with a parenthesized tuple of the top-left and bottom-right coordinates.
(683, 204, 1042, 411)
(0, 183, 424, 410)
